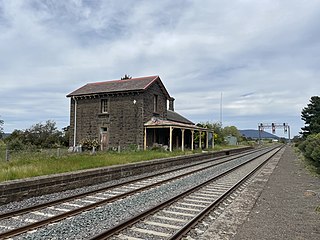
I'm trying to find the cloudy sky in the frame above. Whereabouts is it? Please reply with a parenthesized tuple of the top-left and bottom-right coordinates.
(1, 0, 319, 138)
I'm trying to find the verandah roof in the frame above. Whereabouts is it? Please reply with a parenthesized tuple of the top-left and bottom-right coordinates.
(144, 118, 208, 131)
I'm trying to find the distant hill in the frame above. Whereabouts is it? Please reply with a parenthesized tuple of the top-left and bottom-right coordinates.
(239, 129, 279, 139)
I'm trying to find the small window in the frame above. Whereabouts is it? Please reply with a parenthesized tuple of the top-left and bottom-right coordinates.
(101, 99, 109, 113)
(153, 95, 158, 112)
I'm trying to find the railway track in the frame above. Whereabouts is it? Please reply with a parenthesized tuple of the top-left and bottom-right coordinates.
(91, 146, 282, 240)
(0, 146, 280, 239)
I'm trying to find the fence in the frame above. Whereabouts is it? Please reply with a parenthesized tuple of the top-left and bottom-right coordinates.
(0, 146, 70, 162)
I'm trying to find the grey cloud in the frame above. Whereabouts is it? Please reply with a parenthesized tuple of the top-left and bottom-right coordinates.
(1, 0, 320, 137)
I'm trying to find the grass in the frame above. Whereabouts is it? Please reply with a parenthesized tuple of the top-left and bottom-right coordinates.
(0, 149, 194, 182)
(0, 145, 249, 182)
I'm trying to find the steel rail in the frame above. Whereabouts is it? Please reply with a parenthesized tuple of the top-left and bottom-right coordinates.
(0, 148, 268, 239)
(0, 147, 258, 220)
(89, 146, 281, 240)
(168, 146, 282, 239)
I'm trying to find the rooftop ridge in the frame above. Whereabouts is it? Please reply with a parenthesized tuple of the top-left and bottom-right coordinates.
(66, 75, 166, 97)
(88, 75, 159, 85)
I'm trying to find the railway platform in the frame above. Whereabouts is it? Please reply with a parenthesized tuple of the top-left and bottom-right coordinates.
(199, 146, 320, 240)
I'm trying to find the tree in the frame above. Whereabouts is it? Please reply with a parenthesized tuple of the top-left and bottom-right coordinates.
(301, 96, 320, 138)
(24, 120, 62, 148)
(5, 120, 63, 149)
(0, 116, 3, 139)
(197, 121, 224, 144)
(298, 133, 320, 164)
(61, 126, 70, 147)
(4, 129, 27, 150)
(222, 126, 241, 141)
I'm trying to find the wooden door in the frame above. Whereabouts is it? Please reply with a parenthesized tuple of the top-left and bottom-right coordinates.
(101, 132, 109, 151)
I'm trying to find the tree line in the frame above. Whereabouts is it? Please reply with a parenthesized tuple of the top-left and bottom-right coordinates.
(0, 120, 69, 150)
(195, 122, 243, 145)
(1, 95, 318, 156)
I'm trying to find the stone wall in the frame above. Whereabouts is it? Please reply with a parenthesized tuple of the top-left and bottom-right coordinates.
(108, 93, 144, 149)
(68, 79, 170, 150)
(69, 97, 102, 146)
(143, 81, 168, 122)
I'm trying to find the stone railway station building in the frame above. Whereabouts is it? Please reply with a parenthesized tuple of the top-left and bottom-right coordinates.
(67, 75, 213, 151)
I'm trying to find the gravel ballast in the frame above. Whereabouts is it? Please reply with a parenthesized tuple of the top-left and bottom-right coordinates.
(11, 148, 271, 239)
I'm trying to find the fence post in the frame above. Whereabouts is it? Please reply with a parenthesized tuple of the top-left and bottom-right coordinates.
(57, 148, 60, 158)
(5, 147, 9, 161)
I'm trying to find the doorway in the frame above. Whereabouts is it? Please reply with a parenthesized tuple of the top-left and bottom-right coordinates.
(100, 127, 109, 151)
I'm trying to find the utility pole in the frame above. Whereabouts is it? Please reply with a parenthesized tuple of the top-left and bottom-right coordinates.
(220, 92, 223, 126)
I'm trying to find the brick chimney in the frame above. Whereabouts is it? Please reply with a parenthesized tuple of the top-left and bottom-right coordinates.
(169, 97, 175, 111)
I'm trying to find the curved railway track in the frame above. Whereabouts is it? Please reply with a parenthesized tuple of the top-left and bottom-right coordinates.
(0, 146, 280, 239)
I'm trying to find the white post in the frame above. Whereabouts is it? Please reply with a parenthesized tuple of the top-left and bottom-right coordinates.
(191, 130, 194, 151)
(181, 129, 185, 152)
(206, 131, 209, 150)
(144, 127, 147, 150)
(169, 127, 173, 152)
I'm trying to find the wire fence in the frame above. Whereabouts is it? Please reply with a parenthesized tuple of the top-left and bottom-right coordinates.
(0, 146, 70, 162)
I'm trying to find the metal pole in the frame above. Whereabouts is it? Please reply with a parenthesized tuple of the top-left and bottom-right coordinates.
(220, 92, 223, 126)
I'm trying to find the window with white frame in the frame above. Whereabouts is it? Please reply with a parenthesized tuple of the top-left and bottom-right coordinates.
(101, 99, 109, 113)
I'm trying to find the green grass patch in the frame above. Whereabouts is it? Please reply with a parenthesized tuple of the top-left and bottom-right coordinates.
(0, 149, 195, 182)
(0, 145, 249, 182)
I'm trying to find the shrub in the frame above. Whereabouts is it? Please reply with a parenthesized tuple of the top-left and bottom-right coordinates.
(79, 138, 100, 151)
(7, 138, 26, 151)
(0, 140, 5, 148)
(299, 133, 320, 164)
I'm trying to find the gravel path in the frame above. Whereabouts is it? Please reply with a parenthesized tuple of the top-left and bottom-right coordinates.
(234, 145, 320, 240)
(199, 145, 320, 240)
